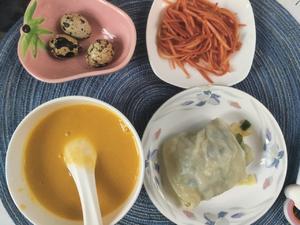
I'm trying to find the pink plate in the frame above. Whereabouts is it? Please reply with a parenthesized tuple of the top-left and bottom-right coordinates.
(18, 0, 137, 83)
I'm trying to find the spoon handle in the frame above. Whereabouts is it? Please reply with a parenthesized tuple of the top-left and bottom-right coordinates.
(70, 166, 103, 225)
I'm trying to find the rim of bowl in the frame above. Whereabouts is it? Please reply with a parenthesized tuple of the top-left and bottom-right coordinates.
(5, 96, 144, 225)
(17, 0, 137, 83)
(142, 85, 287, 225)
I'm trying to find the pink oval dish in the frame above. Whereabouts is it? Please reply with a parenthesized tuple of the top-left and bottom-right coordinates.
(18, 0, 137, 83)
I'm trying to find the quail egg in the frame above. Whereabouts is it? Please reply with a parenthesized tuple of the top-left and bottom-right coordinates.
(86, 39, 115, 67)
(48, 34, 80, 59)
(60, 13, 92, 39)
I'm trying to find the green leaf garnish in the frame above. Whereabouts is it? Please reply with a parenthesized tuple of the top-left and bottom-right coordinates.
(21, 0, 53, 58)
(30, 18, 45, 26)
(240, 120, 251, 131)
(37, 37, 46, 49)
(24, 0, 37, 24)
(32, 35, 38, 58)
(35, 28, 52, 35)
(21, 33, 33, 57)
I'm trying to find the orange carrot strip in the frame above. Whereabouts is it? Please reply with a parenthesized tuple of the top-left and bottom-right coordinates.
(157, 0, 242, 83)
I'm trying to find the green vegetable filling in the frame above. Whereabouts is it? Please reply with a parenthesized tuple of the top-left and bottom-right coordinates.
(240, 120, 251, 131)
(235, 133, 243, 145)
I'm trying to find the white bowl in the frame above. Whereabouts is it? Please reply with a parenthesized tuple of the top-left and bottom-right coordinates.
(146, 0, 256, 88)
(142, 86, 287, 225)
(6, 96, 144, 225)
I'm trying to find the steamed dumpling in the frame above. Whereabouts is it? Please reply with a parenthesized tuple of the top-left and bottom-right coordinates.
(159, 118, 252, 208)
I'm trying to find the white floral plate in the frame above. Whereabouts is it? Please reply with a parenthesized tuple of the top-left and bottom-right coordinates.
(142, 86, 287, 225)
(146, 0, 256, 88)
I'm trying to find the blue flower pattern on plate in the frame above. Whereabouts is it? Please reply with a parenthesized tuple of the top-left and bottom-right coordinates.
(231, 212, 244, 218)
(145, 149, 160, 186)
(181, 100, 194, 106)
(145, 149, 159, 170)
(269, 150, 284, 168)
(204, 211, 229, 225)
(263, 128, 284, 169)
(145, 150, 150, 168)
(204, 211, 244, 225)
(181, 90, 220, 107)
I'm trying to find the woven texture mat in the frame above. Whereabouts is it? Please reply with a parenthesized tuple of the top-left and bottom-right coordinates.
(0, 0, 299, 224)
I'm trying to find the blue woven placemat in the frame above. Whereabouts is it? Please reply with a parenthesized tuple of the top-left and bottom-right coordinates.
(0, 0, 299, 224)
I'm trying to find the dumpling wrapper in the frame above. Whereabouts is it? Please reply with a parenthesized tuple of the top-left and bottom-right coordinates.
(159, 118, 250, 209)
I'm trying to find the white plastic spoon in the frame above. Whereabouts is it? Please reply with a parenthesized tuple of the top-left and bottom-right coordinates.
(64, 138, 103, 225)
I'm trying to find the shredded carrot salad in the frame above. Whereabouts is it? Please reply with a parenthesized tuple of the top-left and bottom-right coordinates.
(157, 0, 242, 83)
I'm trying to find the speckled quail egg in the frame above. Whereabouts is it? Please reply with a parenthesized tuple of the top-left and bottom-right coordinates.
(48, 34, 80, 59)
(86, 39, 115, 67)
(60, 13, 92, 39)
